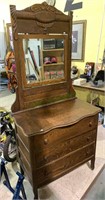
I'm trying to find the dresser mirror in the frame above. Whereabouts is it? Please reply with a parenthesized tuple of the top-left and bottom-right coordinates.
(10, 2, 73, 111)
(20, 34, 67, 87)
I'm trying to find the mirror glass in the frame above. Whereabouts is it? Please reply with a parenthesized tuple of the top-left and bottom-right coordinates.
(22, 37, 65, 84)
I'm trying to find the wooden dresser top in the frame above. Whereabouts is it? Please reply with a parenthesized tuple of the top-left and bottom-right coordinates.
(13, 98, 100, 136)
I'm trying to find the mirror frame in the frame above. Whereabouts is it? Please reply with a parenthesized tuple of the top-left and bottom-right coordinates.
(10, 3, 75, 112)
(18, 34, 68, 88)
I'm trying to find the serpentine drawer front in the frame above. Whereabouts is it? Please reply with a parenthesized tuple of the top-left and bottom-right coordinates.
(17, 125, 96, 187)
(34, 115, 97, 150)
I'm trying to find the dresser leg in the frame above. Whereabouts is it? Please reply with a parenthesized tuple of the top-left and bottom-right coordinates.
(91, 158, 95, 170)
(33, 188, 38, 200)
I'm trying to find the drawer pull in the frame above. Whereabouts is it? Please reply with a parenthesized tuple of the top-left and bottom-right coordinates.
(44, 156, 47, 161)
(44, 139, 48, 145)
(56, 155, 59, 159)
(87, 136, 91, 141)
(89, 122, 92, 127)
(86, 151, 90, 155)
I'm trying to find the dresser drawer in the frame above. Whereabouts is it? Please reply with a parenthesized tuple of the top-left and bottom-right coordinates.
(33, 115, 98, 151)
(35, 129, 96, 168)
(37, 144, 95, 186)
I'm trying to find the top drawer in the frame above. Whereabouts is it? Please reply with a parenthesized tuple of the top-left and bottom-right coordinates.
(33, 115, 98, 150)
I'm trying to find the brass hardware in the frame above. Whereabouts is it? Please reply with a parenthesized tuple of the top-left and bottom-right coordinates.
(89, 122, 92, 127)
(44, 138, 48, 144)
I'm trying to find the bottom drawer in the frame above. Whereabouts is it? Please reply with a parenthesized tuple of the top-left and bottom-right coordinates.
(37, 144, 95, 187)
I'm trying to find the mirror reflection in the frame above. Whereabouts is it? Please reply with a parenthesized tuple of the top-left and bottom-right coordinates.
(23, 37, 65, 83)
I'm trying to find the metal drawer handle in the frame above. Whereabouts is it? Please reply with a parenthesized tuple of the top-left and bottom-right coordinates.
(86, 150, 90, 155)
(44, 156, 47, 161)
(87, 136, 91, 141)
(89, 122, 92, 127)
(44, 138, 48, 145)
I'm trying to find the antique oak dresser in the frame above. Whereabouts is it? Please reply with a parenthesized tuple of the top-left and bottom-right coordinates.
(10, 2, 100, 199)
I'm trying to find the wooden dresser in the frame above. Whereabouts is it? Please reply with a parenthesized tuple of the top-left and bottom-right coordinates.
(10, 2, 100, 199)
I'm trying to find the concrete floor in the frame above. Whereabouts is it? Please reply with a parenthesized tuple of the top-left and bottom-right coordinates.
(82, 166, 105, 200)
(0, 85, 12, 97)
(1, 158, 105, 200)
